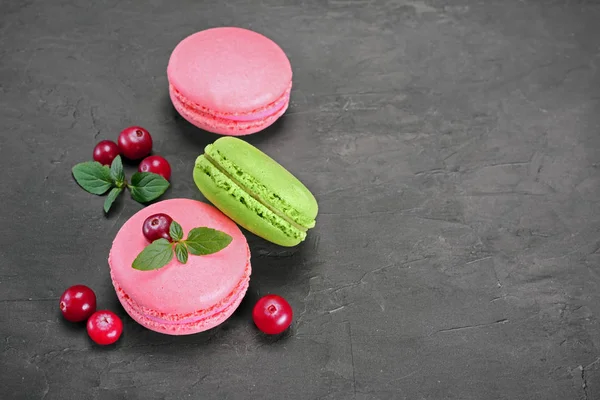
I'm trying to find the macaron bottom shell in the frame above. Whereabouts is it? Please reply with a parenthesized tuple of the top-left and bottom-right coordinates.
(193, 155, 306, 247)
(169, 85, 289, 136)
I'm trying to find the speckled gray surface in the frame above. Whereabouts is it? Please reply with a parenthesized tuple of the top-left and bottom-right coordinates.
(1, 0, 600, 399)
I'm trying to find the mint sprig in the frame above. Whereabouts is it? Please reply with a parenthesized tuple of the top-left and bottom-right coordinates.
(72, 155, 170, 214)
(132, 219, 232, 271)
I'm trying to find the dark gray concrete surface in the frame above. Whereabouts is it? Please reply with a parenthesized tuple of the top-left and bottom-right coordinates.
(2, 0, 600, 399)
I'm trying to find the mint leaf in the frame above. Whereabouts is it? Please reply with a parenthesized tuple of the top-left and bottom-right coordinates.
(170, 221, 183, 242)
(110, 155, 125, 185)
(72, 161, 114, 195)
(132, 239, 173, 271)
(103, 187, 123, 213)
(175, 242, 188, 264)
(185, 227, 232, 256)
(129, 172, 170, 203)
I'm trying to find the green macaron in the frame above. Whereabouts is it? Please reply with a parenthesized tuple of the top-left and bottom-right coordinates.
(193, 137, 318, 247)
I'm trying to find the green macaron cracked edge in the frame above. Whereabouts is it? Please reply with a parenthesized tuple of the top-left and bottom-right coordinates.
(193, 137, 318, 247)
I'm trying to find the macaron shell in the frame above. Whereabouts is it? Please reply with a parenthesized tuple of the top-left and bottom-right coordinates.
(109, 199, 250, 316)
(193, 159, 303, 247)
(167, 27, 292, 115)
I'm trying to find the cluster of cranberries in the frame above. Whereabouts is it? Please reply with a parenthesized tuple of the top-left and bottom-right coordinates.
(93, 126, 172, 181)
(59, 285, 123, 345)
(143, 212, 294, 335)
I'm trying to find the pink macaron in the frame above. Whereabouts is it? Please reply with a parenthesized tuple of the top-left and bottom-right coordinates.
(108, 199, 251, 335)
(167, 27, 292, 136)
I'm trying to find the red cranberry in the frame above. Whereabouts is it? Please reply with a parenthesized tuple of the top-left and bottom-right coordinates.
(59, 285, 97, 322)
(142, 213, 173, 242)
(93, 140, 120, 166)
(87, 310, 123, 345)
(138, 155, 172, 181)
(252, 294, 293, 335)
(117, 126, 153, 160)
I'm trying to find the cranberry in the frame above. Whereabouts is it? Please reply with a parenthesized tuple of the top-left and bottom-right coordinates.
(87, 310, 123, 345)
(117, 126, 153, 160)
(138, 155, 172, 181)
(142, 213, 173, 242)
(252, 294, 293, 335)
(59, 285, 97, 322)
(93, 140, 120, 166)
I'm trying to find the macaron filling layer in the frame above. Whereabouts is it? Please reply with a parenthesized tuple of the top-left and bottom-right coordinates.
(203, 145, 315, 230)
(195, 156, 307, 242)
(170, 83, 291, 124)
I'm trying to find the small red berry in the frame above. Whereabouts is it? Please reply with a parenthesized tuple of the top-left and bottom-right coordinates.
(252, 294, 293, 335)
(142, 213, 173, 242)
(87, 310, 123, 345)
(117, 126, 152, 160)
(59, 285, 97, 322)
(93, 140, 120, 166)
(138, 155, 171, 181)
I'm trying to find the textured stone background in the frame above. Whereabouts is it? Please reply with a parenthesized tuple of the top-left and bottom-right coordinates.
(1, 0, 600, 399)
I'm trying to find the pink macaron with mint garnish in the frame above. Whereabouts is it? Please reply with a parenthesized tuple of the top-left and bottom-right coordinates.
(167, 27, 292, 135)
(108, 199, 251, 335)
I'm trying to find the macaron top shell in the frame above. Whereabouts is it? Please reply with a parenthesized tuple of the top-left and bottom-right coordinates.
(109, 199, 249, 316)
(167, 27, 292, 115)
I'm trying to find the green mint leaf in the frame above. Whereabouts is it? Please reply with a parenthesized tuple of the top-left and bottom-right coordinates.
(129, 172, 170, 203)
(185, 227, 232, 256)
(175, 242, 188, 264)
(72, 161, 114, 195)
(132, 239, 173, 271)
(110, 155, 125, 184)
(170, 221, 183, 242)
(103, 187, 123, 213)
